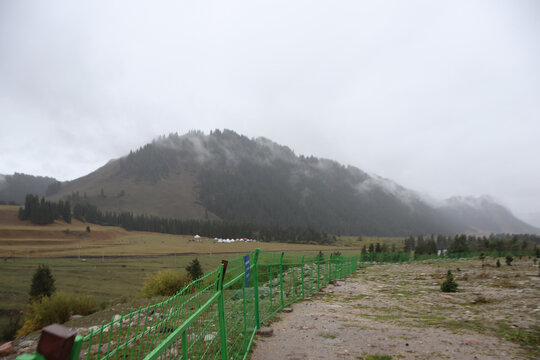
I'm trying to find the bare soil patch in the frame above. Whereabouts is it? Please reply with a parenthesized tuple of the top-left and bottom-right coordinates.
(251, 258, 539, 360)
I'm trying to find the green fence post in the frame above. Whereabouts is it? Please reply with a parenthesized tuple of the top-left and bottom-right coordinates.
(182, 330, 188, 359)
(217, 264, 229, 360)
(328, 254, 333, 282)
(69, 335, 83, 360)
(279, 252, 284, 309)
(253, 249, 261, 329)
(317, 254, 321, 291)
(301, 255, 305, 299)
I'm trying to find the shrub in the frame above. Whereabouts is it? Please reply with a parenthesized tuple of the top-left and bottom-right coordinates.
(364, 355, 393, 360)
(1, 311, 22, 341)
(29, 264, 56, 300)
(496, 259, 501, 267)
(17, 291, 97, 337)
(473, 295, 491, 304)
(140, 269, 190, 297)
(441, 270, 458, 293)
(479, 252, 485, 267)
(505, 255, 513, 266)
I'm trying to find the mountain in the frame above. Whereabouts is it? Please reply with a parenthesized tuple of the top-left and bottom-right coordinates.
(0, 173, 58, 204)
(439, 196, 540, 234)
(37, 130, 539, 236)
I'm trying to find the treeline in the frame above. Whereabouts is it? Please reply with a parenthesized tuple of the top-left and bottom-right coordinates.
(18, 195, 71, 225)
(403, 234, 538, 254)
(361, 242, 395, 254)
(72, 201, 335, 244)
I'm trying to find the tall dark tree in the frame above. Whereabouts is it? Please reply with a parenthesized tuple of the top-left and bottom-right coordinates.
(186, 258, 203, 280)
(29, 264, 56, 300)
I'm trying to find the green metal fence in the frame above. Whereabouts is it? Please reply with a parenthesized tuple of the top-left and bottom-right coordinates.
(357, 250, 535, 266)
(21, 249, 530, 360)
(68, 250, 357, 360)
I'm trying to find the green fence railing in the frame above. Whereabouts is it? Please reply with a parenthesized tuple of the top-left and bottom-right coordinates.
(64, 250, 357, 360)
(20, 249, 531, 360)
(356, 250, 535, 266)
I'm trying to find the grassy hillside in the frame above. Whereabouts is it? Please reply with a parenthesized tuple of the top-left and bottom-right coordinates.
(47, 161, 219, 220)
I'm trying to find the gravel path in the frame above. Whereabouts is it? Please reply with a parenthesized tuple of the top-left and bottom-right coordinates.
(251, 259, 539, 360)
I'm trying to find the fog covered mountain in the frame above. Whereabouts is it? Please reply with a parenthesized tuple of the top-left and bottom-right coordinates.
(0, 173, 57, 204)
(439, 196, 540, 234)
(7, 130, 539, 235)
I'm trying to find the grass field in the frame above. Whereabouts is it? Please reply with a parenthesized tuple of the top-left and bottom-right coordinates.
(0, 205, 369, 258)
(0, 204, 372, 338)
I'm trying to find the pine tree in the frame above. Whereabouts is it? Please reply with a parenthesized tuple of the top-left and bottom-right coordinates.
(186, 258, 203, 280)
(29, 264, 56, 300)
(440, 270, 458, 293)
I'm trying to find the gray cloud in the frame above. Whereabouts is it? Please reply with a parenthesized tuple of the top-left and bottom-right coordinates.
(0, 0, 539, 223)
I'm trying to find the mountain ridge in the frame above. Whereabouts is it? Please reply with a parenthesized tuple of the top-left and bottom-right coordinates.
(2, 130, 538, 235)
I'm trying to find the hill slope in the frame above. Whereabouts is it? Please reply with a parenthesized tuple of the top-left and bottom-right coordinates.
(41, 130, 538, 236)
(0, 173, 58, 204)
(440, 196, 540, 234)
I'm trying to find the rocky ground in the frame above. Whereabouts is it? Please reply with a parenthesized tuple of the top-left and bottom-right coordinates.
(251, 258, 540, 360)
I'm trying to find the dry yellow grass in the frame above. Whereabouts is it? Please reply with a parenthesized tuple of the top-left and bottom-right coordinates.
(0, 205, 357, 258)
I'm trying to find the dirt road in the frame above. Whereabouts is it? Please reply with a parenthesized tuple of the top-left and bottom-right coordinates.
(251, 259, 539, 360)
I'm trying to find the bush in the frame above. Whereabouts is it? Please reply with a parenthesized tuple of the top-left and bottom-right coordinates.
(496, 259, 501, 267)
(473, 295, 491, 304)
(441, 270, 458, 293)
(17, 291, 97, 337)
(1, 311, 22, 341)
(506, 255, 513, 266)
(140, 270, 190, 298)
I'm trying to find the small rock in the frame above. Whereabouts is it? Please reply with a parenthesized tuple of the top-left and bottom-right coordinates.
(204, 332, 216, 342)
(0, 341, 15, 356)
(18, 340, 34, 348)
(282, 307, 293, 313)
(89, 326, 100, 333)
(113, 314, 121, 321)
(70, 314, 83, 320)
(256, 327, 274, 337)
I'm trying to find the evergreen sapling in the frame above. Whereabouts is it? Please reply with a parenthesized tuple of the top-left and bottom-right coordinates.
(440, 270, 458, 293)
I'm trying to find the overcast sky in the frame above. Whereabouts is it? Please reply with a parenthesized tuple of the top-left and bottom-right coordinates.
(1, 0, 539, 224)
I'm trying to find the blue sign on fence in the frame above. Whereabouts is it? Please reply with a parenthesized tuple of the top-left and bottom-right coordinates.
(244, 254, 250, 287)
